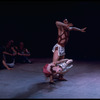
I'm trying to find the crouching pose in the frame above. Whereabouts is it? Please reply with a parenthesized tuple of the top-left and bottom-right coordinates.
(43, 58, 73, 84)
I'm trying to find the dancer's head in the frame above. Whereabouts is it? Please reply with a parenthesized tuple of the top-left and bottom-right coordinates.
(52, 66, 63, 74)
(6, 40, 14, 48)
(63, 19, 68, 24)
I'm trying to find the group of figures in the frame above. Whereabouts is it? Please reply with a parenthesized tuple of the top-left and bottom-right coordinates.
(0, 40, 32, 70)
(0, 18, 87, 84)
(43, 18, 87, 84)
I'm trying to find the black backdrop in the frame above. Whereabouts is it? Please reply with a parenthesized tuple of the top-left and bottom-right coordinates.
(0, 0, 100, 60)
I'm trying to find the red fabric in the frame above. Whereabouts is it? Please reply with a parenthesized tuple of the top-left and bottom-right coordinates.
(43, 64, 51, 77)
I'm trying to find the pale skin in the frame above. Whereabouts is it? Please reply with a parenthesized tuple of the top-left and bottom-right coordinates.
(53, 19, 87, 63)
(3, 47, 17, 56)
(2, 60, 13, 70)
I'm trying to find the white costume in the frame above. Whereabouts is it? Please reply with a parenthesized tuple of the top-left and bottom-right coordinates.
(52, 43, 65, 56)
(57, 62, 73, 73)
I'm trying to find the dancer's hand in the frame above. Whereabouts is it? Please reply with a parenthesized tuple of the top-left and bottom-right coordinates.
(81, 27, 87, 32)
(52, 62, 56, 66)
(7, 67, 13, 70)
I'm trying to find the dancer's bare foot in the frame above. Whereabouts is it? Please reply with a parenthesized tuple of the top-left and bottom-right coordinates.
(49, 80, 55, 84)
(58, 78, 67, 81)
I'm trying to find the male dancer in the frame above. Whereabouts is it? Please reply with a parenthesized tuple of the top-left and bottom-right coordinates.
(52, 19, 87, 63)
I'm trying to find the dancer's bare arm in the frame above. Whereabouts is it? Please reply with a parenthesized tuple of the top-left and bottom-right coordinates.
(3, 47, 17, 56)
(56, 21, 69, 28)
(54, 58, 70, 65)
(11, 47, 17, 56)
(3, 51, 12, 56)
(2, 60, 13, 70)
(69, 27, 87, 32)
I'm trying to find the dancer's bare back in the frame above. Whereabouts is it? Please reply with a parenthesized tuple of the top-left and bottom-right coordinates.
(57, 25, 69, 47)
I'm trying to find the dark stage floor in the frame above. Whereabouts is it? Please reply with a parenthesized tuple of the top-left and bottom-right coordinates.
(0, 58, 100, 99)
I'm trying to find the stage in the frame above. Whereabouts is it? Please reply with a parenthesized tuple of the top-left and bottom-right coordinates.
(0, 58, 100, 99)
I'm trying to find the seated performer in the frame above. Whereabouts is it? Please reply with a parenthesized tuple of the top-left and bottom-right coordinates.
(43, 58, 73, 84)
(3, 40, 17, 68)
(16, 41, 32, 63)
(0, 45, 13, 70)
